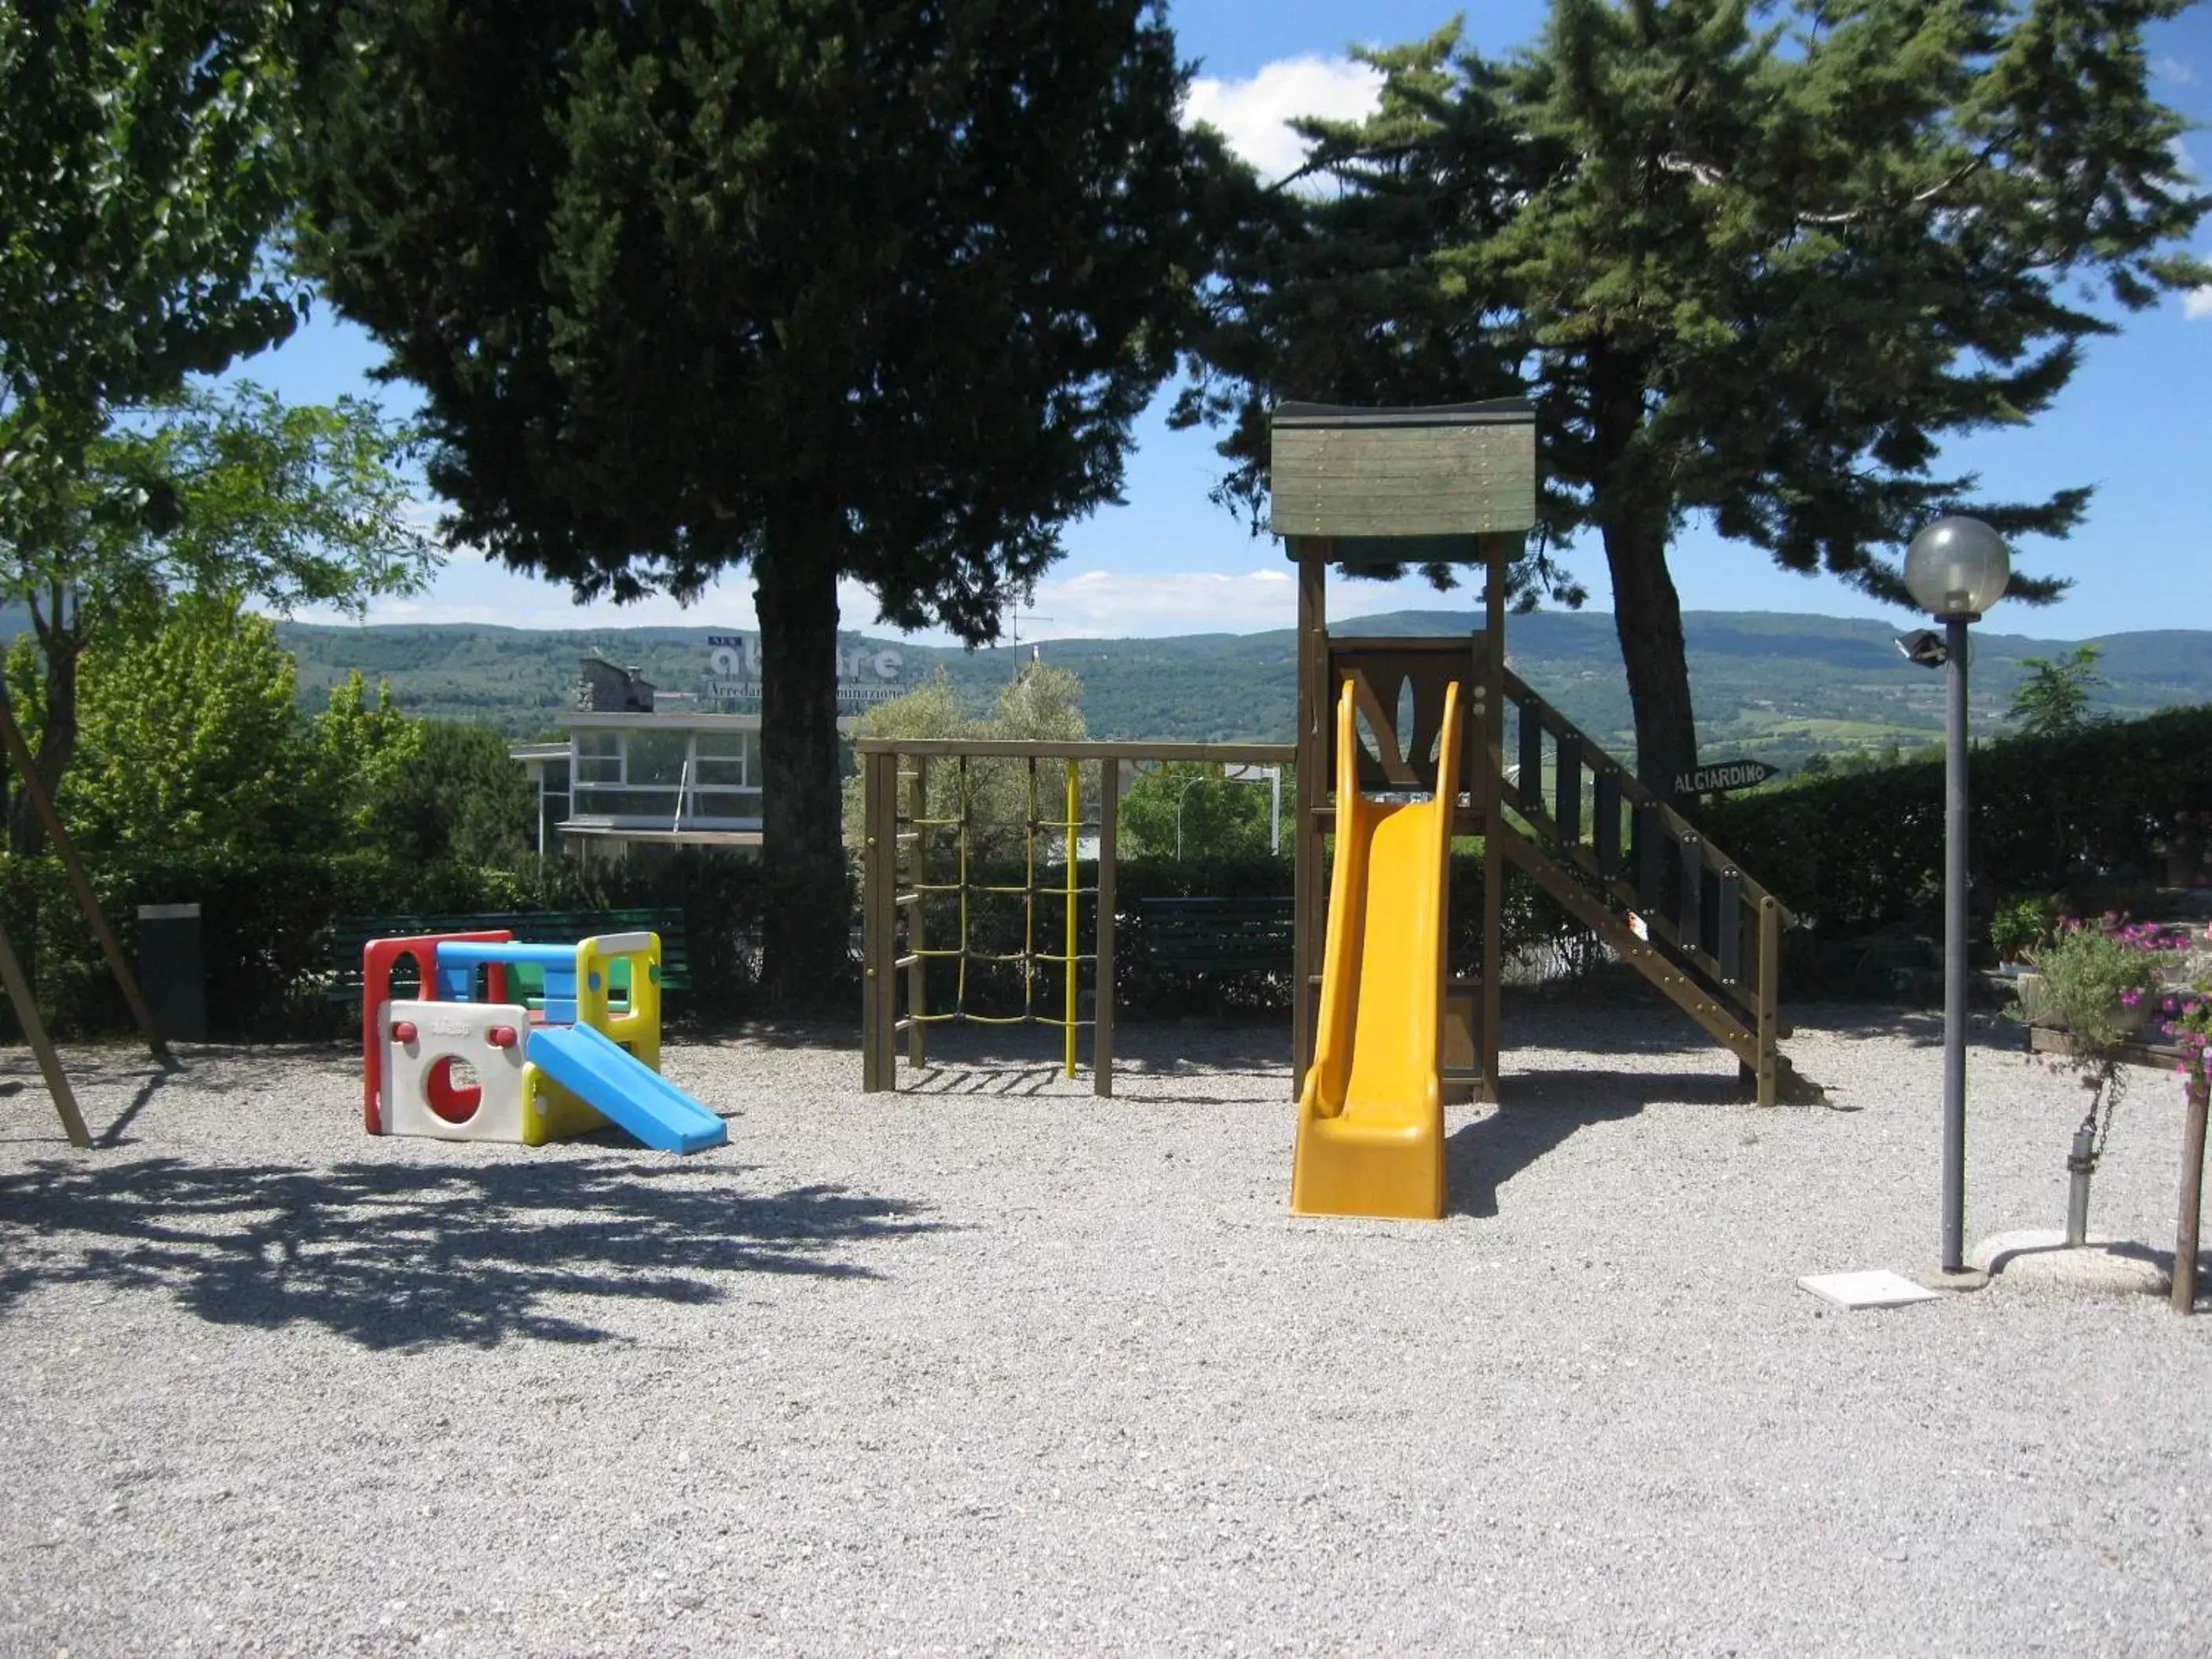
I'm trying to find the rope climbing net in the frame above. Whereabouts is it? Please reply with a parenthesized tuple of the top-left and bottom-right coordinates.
(857, 735, 1295, 1095)
(897, 753, 1097, 1075)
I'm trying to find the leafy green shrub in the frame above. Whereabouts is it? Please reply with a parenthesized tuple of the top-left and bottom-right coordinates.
(0, 841, 796, 1043)
(1989, 895, 2061, 963)
(1697, 705, 2212, 948)
(2020, 921, 2170, 1052)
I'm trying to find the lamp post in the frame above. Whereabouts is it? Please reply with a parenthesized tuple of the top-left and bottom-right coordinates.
(1903, 515, 2011, 1276)
(1174, 774, 1207, 862)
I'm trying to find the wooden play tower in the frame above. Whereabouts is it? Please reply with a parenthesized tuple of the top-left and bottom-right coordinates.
(859, 398, 1796, 1104)
(1276, 398, 1795, 1105)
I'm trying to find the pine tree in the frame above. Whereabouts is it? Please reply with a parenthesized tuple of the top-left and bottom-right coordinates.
(1182, 1, 2208, 794)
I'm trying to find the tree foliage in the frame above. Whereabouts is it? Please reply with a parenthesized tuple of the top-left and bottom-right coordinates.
(844, 661, 1091, 857)
(46, 593, 310, 855)
(0, 0, 438, 851)
(373, 719, 539, 869)
(0, 0, 300, 510)
(1181, 0, 2210, 793)
(2007, 643, 2107, 738)
(290, 0, 1221, 998)
(1120, 761, 1280, 859)
(0, 383, 436, 851)
(300, 667, 426, 848)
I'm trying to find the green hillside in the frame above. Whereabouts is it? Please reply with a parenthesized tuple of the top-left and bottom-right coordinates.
(263, 608, 2212, 771)
(12, 599, 2198, 767)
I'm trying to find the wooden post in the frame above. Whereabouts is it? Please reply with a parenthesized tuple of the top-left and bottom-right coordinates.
(906, 757, 928, 1068)
(1755, 895, 1782, 1108)
(1096, 759, 1118, 1098)
(0, 686, 170, 1064)
(1481, 540, 1507, 1103)
(873, 749, 900, 1090)
(0, 909, 90, 1148)
(2176, 1073, 2207, 1315)
(1292, 542, 1329, 1097)
(860, 750, 891, 1092)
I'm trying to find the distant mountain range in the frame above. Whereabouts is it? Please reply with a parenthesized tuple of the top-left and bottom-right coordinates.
(7, 599, 2201, 769)
(255, 608, 2212, 770)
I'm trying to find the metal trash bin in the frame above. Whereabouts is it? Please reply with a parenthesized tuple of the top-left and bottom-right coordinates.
(136, 902, 207, 1042)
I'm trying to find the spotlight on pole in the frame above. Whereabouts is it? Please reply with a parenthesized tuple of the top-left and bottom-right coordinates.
(1894, 629, 1950, 668)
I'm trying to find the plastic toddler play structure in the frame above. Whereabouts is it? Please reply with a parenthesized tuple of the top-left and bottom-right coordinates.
(361, 928, 725, 1155)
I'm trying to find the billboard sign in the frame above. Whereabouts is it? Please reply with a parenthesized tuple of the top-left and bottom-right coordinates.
(704, 633, 907, 711)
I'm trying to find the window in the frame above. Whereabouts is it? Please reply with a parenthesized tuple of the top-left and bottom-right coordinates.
(574, 730, 622, 783)
(628, 729, 690, 787)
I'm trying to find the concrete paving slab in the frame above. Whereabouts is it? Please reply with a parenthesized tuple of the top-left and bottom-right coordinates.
(1797, 1269, 1946, 1309)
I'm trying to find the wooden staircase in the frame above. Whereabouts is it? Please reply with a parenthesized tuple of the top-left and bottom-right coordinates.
(1497, 668, 1816, 1106)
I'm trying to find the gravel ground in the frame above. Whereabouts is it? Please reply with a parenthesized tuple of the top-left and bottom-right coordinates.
(3, 995, 2207, 1657)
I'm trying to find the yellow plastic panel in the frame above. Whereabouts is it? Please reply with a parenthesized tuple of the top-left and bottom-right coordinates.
(576, 932, 663, 1072)
(1291, 679, 1463, 1220)
(518, 1066, 612, 1145)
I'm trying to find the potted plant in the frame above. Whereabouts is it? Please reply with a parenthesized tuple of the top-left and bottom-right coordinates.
(2018, 917, 2193, 1204)
(2021, 918, 2175, 1044)
(1989, 894, 2058, 972)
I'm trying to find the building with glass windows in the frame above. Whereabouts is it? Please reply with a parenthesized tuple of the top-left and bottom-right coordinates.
(513, 644, 906, 859)
(513, 657, 767, 859)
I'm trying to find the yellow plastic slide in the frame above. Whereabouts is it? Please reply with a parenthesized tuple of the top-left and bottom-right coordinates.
(1291, 677, 1464, 1220)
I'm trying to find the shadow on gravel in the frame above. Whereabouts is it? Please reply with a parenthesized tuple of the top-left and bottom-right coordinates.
(904, 1066, 1063, 1097)
(1446, 1066, 1748, 1218)
(0, 1155, 939, 1347)
(1789, 1003, 2030, 1053)
(884, 1021, 1294, 1088)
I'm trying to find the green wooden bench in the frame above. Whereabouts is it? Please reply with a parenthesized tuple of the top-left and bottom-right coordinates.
(328, 909, 690, 1007)
(1136, 895, 1296, 974)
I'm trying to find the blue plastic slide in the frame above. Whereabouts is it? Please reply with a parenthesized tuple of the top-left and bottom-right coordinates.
(525, 1023, 728, 1155)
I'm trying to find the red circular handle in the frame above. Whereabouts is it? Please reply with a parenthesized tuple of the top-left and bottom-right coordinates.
(392, 1020, 419, 1045)
(486, 1025, 518, 1049)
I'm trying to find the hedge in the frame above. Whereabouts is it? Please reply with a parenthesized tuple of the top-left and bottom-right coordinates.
(1694, 705, 2212, 947)
(0, 844, 812, 1044)
(2, 839, 1601, 1041)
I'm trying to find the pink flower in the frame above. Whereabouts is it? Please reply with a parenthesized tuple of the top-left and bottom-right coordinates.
(2121, 988, 2143, 1008)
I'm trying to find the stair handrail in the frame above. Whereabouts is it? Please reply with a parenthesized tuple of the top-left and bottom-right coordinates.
(1500, 666, 1793, 1016)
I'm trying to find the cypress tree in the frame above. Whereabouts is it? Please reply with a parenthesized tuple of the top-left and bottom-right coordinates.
(292, 0, 1217, 999)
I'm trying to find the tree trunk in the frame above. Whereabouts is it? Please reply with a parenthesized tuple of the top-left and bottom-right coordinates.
(7, 630, 78, 858)
(754, 530, 851, 1011)
(1602, 516, 1697, 801)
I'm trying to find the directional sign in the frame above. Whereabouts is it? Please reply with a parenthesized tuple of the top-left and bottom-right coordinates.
(1675, 760, 1778, 796)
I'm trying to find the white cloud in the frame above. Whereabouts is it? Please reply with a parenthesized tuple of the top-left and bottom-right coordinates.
(2152, 55, 2196, 86)
(2185, 285, 2212, 321)
(1184, 56, 1383, 184)
(1023, 567, 1298, 638)
(302, 552, 1490, 647)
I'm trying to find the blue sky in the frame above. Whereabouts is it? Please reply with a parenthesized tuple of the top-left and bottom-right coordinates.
(261, 0, 2212, 644)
